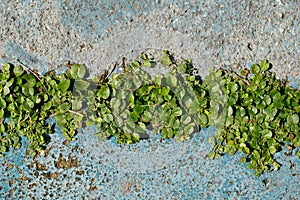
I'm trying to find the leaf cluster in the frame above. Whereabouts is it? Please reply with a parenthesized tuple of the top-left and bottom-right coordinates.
(0, 63, 86, 156)
(86, 51, 209, 144)
(0, 52, 299, 177)
(206, 60, 300, 176)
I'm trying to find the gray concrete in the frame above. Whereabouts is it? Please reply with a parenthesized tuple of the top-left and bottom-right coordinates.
(0, 0, 299, 199)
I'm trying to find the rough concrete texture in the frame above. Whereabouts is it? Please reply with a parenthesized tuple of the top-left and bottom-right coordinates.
(0, 1, 299, 81)
(1, 126, 299, 199)
(0, 0, 299, 199)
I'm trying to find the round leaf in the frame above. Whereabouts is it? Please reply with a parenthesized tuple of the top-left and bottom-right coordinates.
(74, 80, 90, 91)
(291, 114, 299, 124)
(250, 64, 260, 74)
(262, 129, 272, 139)
(0, 97, 7, 109)
(260, 60, 270, 71)
(99, 86, 110, 99)
(166, 74, 177, 87)
(13, 65, 24, 77)
(69, 64, 87, 79)
(141, 111, 152, 123)
(172, 107, 182, 117)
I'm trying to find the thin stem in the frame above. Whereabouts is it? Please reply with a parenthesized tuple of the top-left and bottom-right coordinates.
(17, 59, 48, 93)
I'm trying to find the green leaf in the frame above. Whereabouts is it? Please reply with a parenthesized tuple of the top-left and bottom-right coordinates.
(161, 55, 172, 66)
(269, 146, 277, 154)
(103, 114, 113, 123)
(167, 128, 174, 138)
(174, 87, 185, 100)
(131, 60, 140, 68)
(225, 145, 237, 155)
(58, 79, 71, 92)
(263, 95, 272, 105)
(153, 74, 163, 85)
(71, 100, 82, 111)
(13, 65, 24, 77)
(58, 103, 70, 113)
(5, 78, 14, 88)
(132, 132, 140, 141)
(177, 64, 187, 74)
(214, 69, 223, 77)
(241, 146, 250, 155)
(143, 60, 152, 68)
(170, 117, 180, 129)
(23, 74, 37, 87)
(0, 145, 7, 153)
(295, 150, 300, 158)
(172, 107, 182, 116)
(86, 120, 95, 127)
(0, 109, 4, 118)
(272, 91, 281, 102)
(99, 86, 110, 99)
(74, 80, 90, 91)
(137, 122, 146, 132)
(210, 83, 221, 93)
(166, 74, 177, 87)
(133, 104, 144, 115)
(181, 115, 191, 125)
(257, 100, 266, 110)
(161, 87, 170, 96)
(185, 99, 199, 115)
(228, 82, 238, 92)
(198, 113, 209, 126)
(262, 129, 272, 139)
(227, 106, 233, 116)
(111, 97, 121, 111)
(240, 156, 247, 163)
(141, 111, 152, 123)
(238, 107, 246, 117)
(264, 107, 277, 120)
(69, 64, 87, 79)
(273, 161, 281, 171)
(240, 69, 250, 77)
(162, 128, 174, 139)
(32, 95, 41, 104)
(260, 60, 270, 71)
(23, 98, 34, 112)
(0, 123, 5, 133)
(22, 86, 34, 97)
(43, 101, 52, 110)
(2, 63, 11, 73)
(250, 64, 260, 74)
(140, 53, 148, 61)
(291, 114, 299, 124)
(0, 97, 6, 109)
(129, 111, 139, 123)
(184, 123, 195, 135)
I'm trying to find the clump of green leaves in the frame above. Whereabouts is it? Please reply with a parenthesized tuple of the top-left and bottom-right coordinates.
(0, 51, 299, 177)
(86, 50, 209, 144)
(206, 60, 300, 176)
(0, 62, 87, 156)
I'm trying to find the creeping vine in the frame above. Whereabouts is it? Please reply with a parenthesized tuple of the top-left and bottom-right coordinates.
(0, 50, 299, 176)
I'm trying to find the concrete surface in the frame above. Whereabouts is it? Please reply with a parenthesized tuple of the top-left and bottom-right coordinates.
(0, 0, 299, 199)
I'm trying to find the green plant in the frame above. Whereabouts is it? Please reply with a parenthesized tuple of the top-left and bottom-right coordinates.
(206, 60, 300, 176)
(0, 51, 299, 177)
(0, 62, 86, 156)
(86, 50, 209, 143)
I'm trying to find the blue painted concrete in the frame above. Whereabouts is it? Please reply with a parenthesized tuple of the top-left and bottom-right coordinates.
(0, 0, 299, 199)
